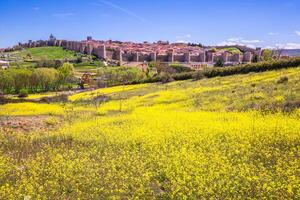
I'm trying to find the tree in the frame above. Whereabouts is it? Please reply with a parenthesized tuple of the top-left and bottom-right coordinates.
(214, 59, 224, 67)
(32, 68, 59, 91)
(210, 48, 217, 53)
(262, 49, 273, 61)
(274, 47, 284, 60)
(58, 62, 74, 83)
(252, 54, 259, 63)
(154, 61, 175, 75)
(0, 70, 14, 94)
(18, 88, 28, 98)
(11, 68, 32, 92)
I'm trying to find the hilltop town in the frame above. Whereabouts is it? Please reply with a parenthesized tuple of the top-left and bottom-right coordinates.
(4, 34, 265, 69)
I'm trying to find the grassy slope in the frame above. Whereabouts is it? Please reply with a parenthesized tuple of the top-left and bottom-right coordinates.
(9, 46, 76, 61)
(220, 47, 242, 54)
(0, 67, 300, 199)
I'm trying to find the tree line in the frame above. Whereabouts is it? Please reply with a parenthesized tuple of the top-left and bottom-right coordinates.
(0, 63, 74, 95)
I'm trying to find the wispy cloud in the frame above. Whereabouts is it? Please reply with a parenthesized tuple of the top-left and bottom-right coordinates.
(275, 43, 300, 49)
(94, 0, 145, 22)
(53, 12, 75, 19)
(241, 39, 261, 44)
(294, 30, 300, 36)
(268, 32, 278, 36)
(175, 34, 192, 43)
(219, 37, 262, 48)
(33, 6, 40, 11)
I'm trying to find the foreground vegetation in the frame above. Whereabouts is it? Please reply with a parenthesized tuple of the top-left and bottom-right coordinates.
(0, 62, 75, 95)
(0, 66, 299, 199)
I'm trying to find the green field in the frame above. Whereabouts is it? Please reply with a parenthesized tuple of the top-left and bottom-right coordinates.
(0, 67, 300, 199)
(8, 46, 77, 61)
(220, 47, 242, 54)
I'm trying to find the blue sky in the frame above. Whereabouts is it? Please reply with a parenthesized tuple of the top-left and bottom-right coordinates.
(1, 0, 300, 48)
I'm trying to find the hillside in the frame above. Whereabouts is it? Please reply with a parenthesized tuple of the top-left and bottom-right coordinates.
(4, 46, 77, 61)
(0, 67, 300, 199)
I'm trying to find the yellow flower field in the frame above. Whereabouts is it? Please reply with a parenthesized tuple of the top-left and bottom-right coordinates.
(69, 83, 148, 101)
(0, 102, 64, 116)
(0, 67, 300, 199)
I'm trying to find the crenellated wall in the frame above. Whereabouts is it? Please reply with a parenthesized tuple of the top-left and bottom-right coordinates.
(174, 54, 185, 62)
(157, 54, 168, 62)
(243, 52, 252, 63)
(17, 37, 260, 66)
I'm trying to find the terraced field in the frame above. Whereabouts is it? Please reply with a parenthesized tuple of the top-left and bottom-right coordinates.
(0, 67, 300, 199)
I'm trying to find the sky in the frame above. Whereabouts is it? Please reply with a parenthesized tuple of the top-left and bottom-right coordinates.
(0, 0, 300, 49)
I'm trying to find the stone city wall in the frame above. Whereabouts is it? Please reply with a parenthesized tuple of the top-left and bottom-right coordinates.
(17, 37, 261, 66)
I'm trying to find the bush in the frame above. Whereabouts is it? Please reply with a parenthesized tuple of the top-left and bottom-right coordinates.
(128, 58, 300, 85)
(96, 67, 146, 87)
(277, 76, 289, 84)
(169, 64, 193, 73)
(214, 59, 224, 67)
(192, 71, 205, 80)
(160, 72, 174, 83)
(18, 88, 28, 98)
(36, 59, 63, 68)
(202, 58, 300, 78)
(172, 72, 194, 81)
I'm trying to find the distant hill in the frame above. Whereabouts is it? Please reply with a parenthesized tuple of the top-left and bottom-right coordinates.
(281, 49, 300, 57)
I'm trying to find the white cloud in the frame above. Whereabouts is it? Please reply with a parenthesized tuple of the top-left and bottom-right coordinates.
(175, 34, 192, 43)
(95, 0, 145, 22)
(263, 46, 275, 49)
(241, 39, 261, 43)
(286, 43, 300, 49)
(268, 32, 278, 36)
(276, 43, 300, 49)
(218, 37, 262, 48)
(53, 12, 75, 18)
(294, 30, 300, 36)
(176, 40, 189, 43)
(227, 37, 243, 42)
(185, 34, 191, 38)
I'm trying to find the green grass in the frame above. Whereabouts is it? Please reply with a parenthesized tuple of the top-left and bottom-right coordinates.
(220, 47, 242, 54)
(11, 47, 77, 61)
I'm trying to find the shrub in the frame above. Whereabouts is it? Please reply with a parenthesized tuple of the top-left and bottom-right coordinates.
(134, 58, 300, 85)
(192, 71, 205, 80)
(76, 56, 83, 63)
(58, 62, 74, 83)
(169, 64, 193, 73)
(172, 72, 194, 81)
(160, 72, 174, 83)
(277, 76, 289, 84)
(18, 88, 28, 98)
(214, 59, 224, 67)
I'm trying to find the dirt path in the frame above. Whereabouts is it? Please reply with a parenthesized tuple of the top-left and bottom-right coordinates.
(0, 115, 61, 132)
